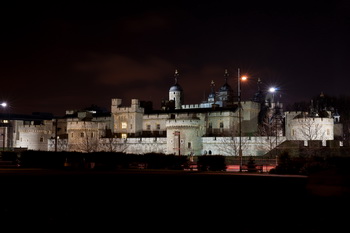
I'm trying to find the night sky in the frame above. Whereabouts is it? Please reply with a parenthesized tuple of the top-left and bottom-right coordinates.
(1, 1, 349, 116)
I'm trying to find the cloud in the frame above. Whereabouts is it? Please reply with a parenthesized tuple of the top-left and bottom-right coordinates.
(76, 54, 174, 86)
(121, 14, 169, 33)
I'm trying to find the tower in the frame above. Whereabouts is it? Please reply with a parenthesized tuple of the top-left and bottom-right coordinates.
(216, 69, 234, 107)
(169, 69, 184, 110)
(208, 80, 216, 103)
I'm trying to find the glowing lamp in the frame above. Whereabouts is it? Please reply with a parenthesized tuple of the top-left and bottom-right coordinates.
(269, 87, 276, 93)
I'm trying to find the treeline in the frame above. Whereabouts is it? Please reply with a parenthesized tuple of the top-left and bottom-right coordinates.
(2, 151, 227, 171)
(271, 152, 350, 175)
(2, 150, 350, 175)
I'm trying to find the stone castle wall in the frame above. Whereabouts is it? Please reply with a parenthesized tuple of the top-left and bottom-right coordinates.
(16, 124, 53, 150)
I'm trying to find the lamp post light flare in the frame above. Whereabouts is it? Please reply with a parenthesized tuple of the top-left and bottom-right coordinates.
(237, 69, 247, 172)
(269, 87, 276, 93)
(1, 102, 7, 151)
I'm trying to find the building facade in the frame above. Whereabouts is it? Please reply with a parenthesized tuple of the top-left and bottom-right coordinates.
(0, 71, 343, 157)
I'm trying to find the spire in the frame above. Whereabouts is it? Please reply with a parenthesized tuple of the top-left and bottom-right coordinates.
(257, 78, 262, 92)
(208, 80, 216, 102)
(224, 69, 229, 83)
(210, 80, 215, 95)
(174, 69, 179, 84)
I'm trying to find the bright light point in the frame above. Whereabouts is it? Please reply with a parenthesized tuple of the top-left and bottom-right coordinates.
(241, 76, 247, 81)
(1, 102, 7, 107)
(269, 87, 276, 93)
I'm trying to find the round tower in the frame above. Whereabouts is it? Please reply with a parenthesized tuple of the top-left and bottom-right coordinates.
(166, 117, 202, 155)
(169, 69, 184, 109)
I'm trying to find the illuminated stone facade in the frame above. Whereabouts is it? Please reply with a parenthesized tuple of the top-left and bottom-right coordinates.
(2, 71, 341, 157)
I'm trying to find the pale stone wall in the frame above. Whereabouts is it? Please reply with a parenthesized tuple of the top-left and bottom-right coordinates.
(241, 101, 260, 135)
(48, 139, 68, 151)
(16, 121, 53, 150)
(121, 137, 167, 154)
(287, 117, 334, 141)
(169, 90, 182, 109)
(284, 111, 303, 139)
(112, 98, 144, 135)
(166, 118, 202, 155)
(49, 135, 287, 157)
(53, 137, 167, 154)
(142, 113, 169, 132)
(67, 120, 108, 152)
(206, 111, 237, 135)
(202, 136, 286, 156)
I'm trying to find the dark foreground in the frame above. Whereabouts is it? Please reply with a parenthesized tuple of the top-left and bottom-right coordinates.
(0, 169, 349, 233)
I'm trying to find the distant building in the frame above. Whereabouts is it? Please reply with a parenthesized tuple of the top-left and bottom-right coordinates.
(0, 71, 343, 157)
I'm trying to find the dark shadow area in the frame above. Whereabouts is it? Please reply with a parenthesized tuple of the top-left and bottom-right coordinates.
(0, 170, 348, 232)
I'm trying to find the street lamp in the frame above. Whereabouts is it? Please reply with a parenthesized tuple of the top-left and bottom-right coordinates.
(268, 87, 280, 163)
(1, 102, 7, 151)
(268, 87, 276, 93)
(237, 68, 247, 172)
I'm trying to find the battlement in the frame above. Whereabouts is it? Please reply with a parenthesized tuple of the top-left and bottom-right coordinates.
(143, 113, 169, 120)
(19, 124, 52, 134)
(166, 118, 200, 128)
(115, 137, 167, 144)
(284, 111, 303, 114)
(111, 98, 144, 114)
(67, 121, 106, 130)
(182, 104, 201, 109)
(293, 117, 333, 123)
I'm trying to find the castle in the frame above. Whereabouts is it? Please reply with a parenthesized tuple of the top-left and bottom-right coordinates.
(0, 70, 343, 156)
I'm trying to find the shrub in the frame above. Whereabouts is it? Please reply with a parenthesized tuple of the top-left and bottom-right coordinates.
(197, 155, 226, 171)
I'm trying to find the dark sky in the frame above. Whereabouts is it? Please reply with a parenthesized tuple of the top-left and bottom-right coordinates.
(1, 1, 349, 116)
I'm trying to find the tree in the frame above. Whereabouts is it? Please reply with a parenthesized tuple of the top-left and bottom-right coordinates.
(299, 117, 325, 141)
(246, 156, 257, 172)
(69, 122, 100, 153)
(100, 137, 129, 152)
(215, 136, 249, 156)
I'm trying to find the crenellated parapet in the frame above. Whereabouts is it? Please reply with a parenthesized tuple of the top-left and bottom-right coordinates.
(166, 118, 200, 129)
(19, 124, 52, 134)
(111, 98, 144, 114)
(67, 121, 107, 130)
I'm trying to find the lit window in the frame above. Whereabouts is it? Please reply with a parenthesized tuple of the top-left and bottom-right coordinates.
(121, 133, 127, 139)
(121, 122, 127, 129)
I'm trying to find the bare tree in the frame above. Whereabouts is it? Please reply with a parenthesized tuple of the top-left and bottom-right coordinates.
(100, 137, 129, 152)
(69, 123, 100, 153)
(298, 117, 325, 141)
(215, 136, 249, 156)
(293, 117, 327, 157)
(80, 128, 99, 152)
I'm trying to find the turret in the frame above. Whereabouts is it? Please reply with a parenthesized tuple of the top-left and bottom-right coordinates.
(169, 69, 184, 109)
